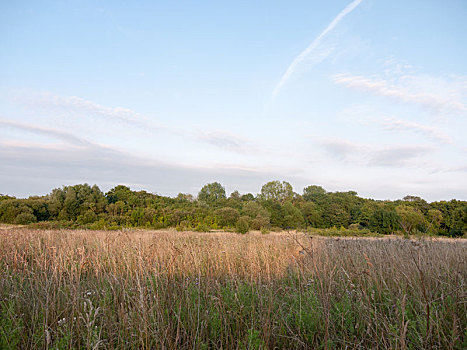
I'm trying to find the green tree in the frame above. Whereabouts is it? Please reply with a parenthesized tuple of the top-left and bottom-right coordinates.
(214, 207, 240, 227)
(0, 200, 37, 224)
(281, 202, 305, 229)
(240, 193, 255, 202)
(236, 216, 250, 234)
(303, 185, 327, 202)
(299, 201, 323, 228)
(323, 202, 351, 228)
(259, 181, 293, 203)
(106, 185, 133, 204)
(48, 188, 66, 218)
(176, 193, 194, 202)
(0, 195, 15, 201)
(242, 202, 265, 218)
(15, 211, 37, 224)
(369, 205, 399, 234)
(27, 198, 50, 221)
(446, 205, 467, 236)
(396, 205, 427, 235)
(229, 191, 241, 200)
(242, 201, 271, 230)
(63, 187, 80, 220)
(426, 209, 443, 234)
(198, 182, 226, 205)
(78, 210, 98, 225)
(250, 213, 270, 230)
(356, 202, 376, 228)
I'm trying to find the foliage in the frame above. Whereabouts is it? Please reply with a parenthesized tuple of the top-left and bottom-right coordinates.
(302, 185, 327, 202)
(198, 182, 226, 206)
(259, 180, 293, 203)
(236, 216, 250, 234)
(214, 207, 239, 227)
(397, 205, 427, 235)
(0, 181, 466, 237)
(14, 212, 37, 225)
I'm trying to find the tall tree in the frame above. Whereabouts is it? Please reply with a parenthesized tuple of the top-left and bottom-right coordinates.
(303, 185, 327, 202)
(396, 205, 427, 235)
(259, 181, 293, 203)
(198, 182, 226, 206)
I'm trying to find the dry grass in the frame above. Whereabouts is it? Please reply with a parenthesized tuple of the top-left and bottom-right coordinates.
(0, 228, 466, 349)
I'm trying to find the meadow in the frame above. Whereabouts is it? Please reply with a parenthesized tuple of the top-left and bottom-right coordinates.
(0, 228, 466, 349)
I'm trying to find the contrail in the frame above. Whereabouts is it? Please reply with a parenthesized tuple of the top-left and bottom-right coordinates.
(272, 0, 363, 98)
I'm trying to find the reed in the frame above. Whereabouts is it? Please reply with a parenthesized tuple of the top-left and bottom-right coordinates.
(0, 228, 465, 349)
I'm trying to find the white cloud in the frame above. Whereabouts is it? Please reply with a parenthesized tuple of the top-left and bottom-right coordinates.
(0, 140, 306, 198)
(273, 0, 364, 97)
(197, 130, 257, 154)
(320, 138, 362, 160)
(368, 145, 432, 167)
(320, 137, 433, 167)
(13, 91, 267, 155)
(0, 118, 91, 146)
(381, 118, 452, 143)
(333, 73, 467, 114)
(17, 91, 157, 130)
(0, 117, 305, 197)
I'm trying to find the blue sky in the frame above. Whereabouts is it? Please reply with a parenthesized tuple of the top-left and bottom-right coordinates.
(1, 0, 466, 200)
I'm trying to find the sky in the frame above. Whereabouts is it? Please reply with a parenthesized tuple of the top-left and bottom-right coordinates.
(1, 0, 466, 201)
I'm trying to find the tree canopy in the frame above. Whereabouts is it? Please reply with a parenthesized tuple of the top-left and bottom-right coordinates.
(197, 182, 226, 205)
(259, 180, 294, 203)
(0, 182, 466, 237)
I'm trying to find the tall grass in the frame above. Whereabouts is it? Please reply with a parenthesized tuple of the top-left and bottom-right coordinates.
(0, 228, 466, 349)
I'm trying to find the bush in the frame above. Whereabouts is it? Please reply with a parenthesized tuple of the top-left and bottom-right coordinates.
(176, 220, 192, 232)
(89, 219, 107, 230)
(251, 213, 270, 230)
(78, 210, 98, 225)
(236, 216, 250, 234)
(348, 223, 362, 230)
(14, 212, 37, 225)
(194, 223, 211, 232)
(306, 227, 376, 237)
(214, 207, 239, 227)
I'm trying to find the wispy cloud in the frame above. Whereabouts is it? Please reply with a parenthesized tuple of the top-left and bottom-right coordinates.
(448, 165, 467, 173)
(0, 118, 91, 146)
(381, 118, 452, 143)
(320, 138, 433, 167)
(333, 73, 467, 114)
(0, 140, 303, 198)
(197, 130, 257, 154)
(320, 138, 362, 160)
(368, 145, 432, 167)
(17, 92, 157, 129)
(0, 118, 304, 196)
(15, 92, 266, 154)
(6, 91, 273, 159)
(273, 0, 363, 97)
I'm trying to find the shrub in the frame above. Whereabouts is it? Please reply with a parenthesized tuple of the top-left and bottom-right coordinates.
(89, 219, 107, 230)
(194, 223, 211, 232)
(236, 216, 250, 234)
(251, 213, 270, 230)
(14, 212, 37, 225)
(78, 210, 98, 225)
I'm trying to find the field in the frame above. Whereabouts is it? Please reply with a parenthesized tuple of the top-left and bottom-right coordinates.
(0, 228, 466, 349)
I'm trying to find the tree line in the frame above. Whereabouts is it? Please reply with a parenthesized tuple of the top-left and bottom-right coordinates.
(0, 181, 466, 236)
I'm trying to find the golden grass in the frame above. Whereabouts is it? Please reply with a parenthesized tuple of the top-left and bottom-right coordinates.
(0, 228, 466, 349)
(1, 229, 316, 279)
